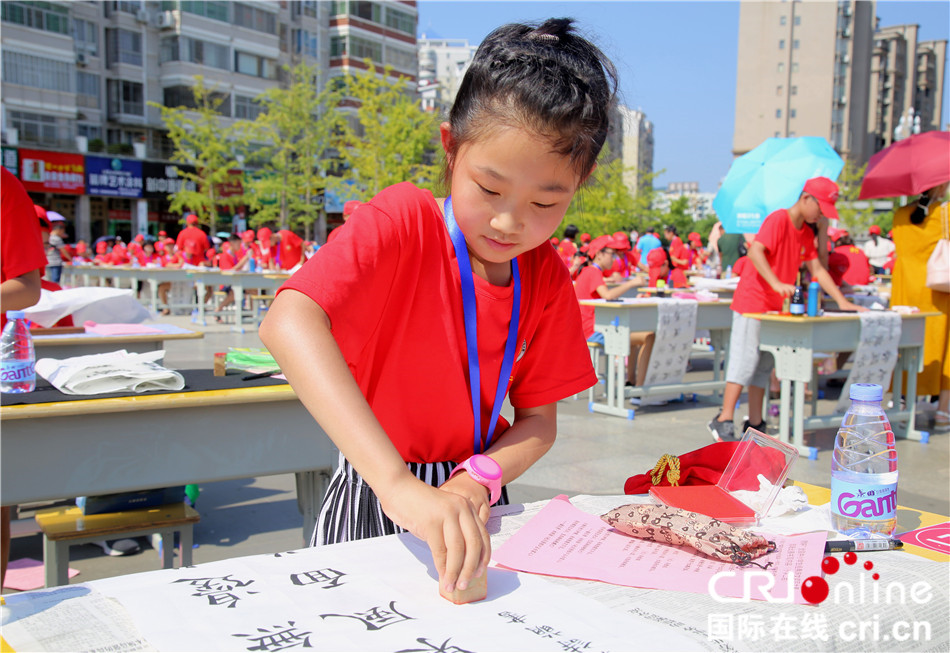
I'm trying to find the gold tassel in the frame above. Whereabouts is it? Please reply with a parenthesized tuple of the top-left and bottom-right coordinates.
(650, 454, 681, 486)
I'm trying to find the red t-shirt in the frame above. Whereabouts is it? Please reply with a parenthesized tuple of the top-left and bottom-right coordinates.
(731, 209, 817, 314)
(280, 182, 595, 463)
(1, 168, 47, 329)
(277, 230, 303, 270)
(573, 264, 607, 338)
(649, 267, 689, 288)
(839, 246, 871, 286)
(176, 226, 210, 265)
(670, 236, 689, 270)
(216, 250, 238, 270)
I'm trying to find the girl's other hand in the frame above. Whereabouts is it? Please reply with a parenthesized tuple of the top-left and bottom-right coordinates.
(439, 472, 492, 523)
(379, 476, 491, 595)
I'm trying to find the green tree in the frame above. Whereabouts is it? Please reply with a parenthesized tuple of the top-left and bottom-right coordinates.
(836, 160, 877, 234)
(561, 146, 654, 235)
(332, 61, 442, 199)
(150, 76, 243, 234)
(243, 63, 342, 238)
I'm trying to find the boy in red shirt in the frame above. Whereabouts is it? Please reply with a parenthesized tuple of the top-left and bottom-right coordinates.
(176, 213, 210, 266)
(276, 229, 304, 270)
(708, 177, 865, 442)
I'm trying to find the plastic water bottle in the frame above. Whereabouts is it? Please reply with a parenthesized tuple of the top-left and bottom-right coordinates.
(807, 280, 820, 316)
(831, 383, 898, 538)
(0, 310, 36, 393)
(724, 265, 732, 279)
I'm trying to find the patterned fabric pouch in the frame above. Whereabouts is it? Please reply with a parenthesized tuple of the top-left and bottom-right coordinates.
(602, 502, 776, 568)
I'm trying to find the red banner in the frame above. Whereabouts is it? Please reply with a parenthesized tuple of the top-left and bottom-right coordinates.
(18, 149, 85, 194)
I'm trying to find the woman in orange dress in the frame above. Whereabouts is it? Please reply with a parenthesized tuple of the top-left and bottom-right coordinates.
(891, 182, 949, 433)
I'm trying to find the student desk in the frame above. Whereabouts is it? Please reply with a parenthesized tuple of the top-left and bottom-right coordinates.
(749, 312, 931, 458)
(580, 299, 732, 419)
(32, 324, 202, 361)
(2, 493, 946, 652)
(187, 269, 290, 332)
(0, 379, 337, 544)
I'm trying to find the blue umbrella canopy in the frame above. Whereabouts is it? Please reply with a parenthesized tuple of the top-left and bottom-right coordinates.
(714, 137, 844, 234)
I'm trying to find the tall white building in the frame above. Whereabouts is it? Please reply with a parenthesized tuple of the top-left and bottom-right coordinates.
(417, 37, 476, 115)
(607, 104, 654, 196)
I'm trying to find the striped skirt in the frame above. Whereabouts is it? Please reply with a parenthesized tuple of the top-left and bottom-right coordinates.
(312, 453, 510, 546)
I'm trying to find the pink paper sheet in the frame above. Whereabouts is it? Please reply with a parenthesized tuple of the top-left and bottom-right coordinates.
(5, 557, 79, 591)
(83, 321, 164, 336)
(493, 495, 826, 604)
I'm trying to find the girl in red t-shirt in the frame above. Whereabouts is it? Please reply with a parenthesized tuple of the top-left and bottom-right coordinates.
(260, 18, 616, 598)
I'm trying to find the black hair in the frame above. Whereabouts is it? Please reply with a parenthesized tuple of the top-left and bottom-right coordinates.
(444, 18, 617, 185)
(910, 189, 938, 225)
(664, 225, 678, 236)
(836, 234, 854, 246)
(563, 223, 579, 240)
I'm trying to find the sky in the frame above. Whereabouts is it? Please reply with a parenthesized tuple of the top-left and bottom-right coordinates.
(416, 1, 950, 193)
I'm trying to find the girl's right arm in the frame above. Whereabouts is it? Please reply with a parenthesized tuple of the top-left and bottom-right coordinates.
(259, 289, 491, 594)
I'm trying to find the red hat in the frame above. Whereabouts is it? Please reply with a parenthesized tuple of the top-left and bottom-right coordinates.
(134, 234, 145, 243)
(868, 225, 881, 235)
(580, 233, 591, 243)
(802, 177, 840, 220)
(35, 207, 51, 232)
(343, 200, 362, 217)
(257, 227, 273, 243)
(646, 247, 668, 268)
(242, 229, 255, 242)
(185, 213, 199, 225)
(611, 232, 631, 251)
(688, 231, 702, 244)
(158, 230, 167, 237)
(164, 237, 175, 246)
(587, 235, 620, 258)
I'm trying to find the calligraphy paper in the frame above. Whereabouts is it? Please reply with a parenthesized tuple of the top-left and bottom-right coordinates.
(493, 495, 825, 604)
(834, 311, 901, 413)
(642, 299, 698, 388)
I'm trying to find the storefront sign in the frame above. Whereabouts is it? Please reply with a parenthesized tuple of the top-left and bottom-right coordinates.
(142, 161, 198, 199)
(85, 156, 144, 198)
(2, 147, 18, 176)
(18, 149, 84, 194)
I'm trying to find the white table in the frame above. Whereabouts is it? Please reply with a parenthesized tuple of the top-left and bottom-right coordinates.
(580, 299, 732, 419)
(32, 324, 202, 361)
(0, 382, 337, 544)
(752, 312, 931, 458)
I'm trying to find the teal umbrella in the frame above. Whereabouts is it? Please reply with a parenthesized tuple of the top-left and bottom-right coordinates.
(714, 137, 844, 234)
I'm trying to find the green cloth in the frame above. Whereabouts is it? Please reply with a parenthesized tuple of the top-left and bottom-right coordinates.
(717, 233, 746, 270)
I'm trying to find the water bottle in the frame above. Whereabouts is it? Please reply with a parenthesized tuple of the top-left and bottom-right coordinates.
(789, 285, 805, 315)
(831, 383, 898, 538)
(0, 310, 36, 393)
(724, 265, 732, 279)
(807, 280, 820, 316)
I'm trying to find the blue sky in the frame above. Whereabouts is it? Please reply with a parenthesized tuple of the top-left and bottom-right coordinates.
(417, 1, 950, 193)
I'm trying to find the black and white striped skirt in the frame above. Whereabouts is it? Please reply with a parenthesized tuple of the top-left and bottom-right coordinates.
(311, 453, 510, 546)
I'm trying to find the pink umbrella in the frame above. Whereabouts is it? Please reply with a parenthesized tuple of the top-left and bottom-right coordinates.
(859, 131, 950, 199)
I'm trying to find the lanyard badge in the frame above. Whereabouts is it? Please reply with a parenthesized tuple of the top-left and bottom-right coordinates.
(443, 197, 521, 454)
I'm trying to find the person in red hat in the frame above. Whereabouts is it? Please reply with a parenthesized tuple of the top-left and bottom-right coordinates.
(708, 176, 866, 442)
(157, 239, 184, 314)
(176, 213, 210, 266)
(256, 227, 277, 270)
(862, 223, 895, 275)
(646, 247, 688, 288)
(607, 231, 633, 279)
(574, 235, 645, 385)
(663, 225, 689, 270)
(274, 228, 304, 271)
(1, 169, 47, 590)
(327, 200, 363, 244)
(833, 234, 871, 286)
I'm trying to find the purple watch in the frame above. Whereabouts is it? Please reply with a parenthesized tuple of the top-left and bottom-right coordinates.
(449, 454, 503, 505)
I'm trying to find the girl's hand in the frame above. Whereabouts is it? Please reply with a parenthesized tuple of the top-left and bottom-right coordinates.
(440, 472, 492, 523)
(379, 475, 491, 595)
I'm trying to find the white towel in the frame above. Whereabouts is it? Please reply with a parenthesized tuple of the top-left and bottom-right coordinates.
(641, 298, 698, 388)
(835, 311, 902, 413)
(35, 349, 185, 395)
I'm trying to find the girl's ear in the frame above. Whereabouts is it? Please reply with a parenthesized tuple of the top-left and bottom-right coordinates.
(579, 162, 598, 187)
(439, 122, 455, 168)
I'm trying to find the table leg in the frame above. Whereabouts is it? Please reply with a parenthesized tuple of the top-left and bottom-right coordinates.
(148, 279, 159, 312)
(588, 324, 634, 419)
(160, 528, 175, 569)
(779, 378, 792, 446)
(179, 525, 193, 566)
(44, 537, 67, 587)
(194, 280, 208, 326)
(793, 377, 807, 451)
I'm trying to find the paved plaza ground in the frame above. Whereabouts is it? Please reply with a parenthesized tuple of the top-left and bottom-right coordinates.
(5, 312, 947, 592)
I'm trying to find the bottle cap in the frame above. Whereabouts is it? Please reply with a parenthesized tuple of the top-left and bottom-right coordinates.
(5, 310, 25, 319)
(850, 383, 883, 401)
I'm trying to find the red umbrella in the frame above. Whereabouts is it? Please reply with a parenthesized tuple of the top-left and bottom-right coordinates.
(859, 131, 950, 199)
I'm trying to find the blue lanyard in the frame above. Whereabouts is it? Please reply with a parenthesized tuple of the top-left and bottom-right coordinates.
(443, 197, 521, 454)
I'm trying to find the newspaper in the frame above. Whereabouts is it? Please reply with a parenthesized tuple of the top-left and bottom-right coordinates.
(489, 495, 949, 653)
(35, 349, 185, 395)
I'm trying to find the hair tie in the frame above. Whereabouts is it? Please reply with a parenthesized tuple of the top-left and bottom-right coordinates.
(529, 32, 559, 42)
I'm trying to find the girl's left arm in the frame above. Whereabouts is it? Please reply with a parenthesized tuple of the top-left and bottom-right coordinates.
(440, 402, 557, 522)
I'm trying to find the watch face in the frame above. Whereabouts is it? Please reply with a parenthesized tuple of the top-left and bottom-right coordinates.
(470, 454, 502, 480)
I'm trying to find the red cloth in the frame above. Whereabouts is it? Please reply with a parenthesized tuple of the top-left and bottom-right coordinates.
(176, 225, 210, 265)
(733, 256, 749, 277)
(281, 182, 595, 463)
(573, 264, 607, 338)
(838, 245, 871, 286)
(730, 209, 817, 314)
(277, 230, 303, 270)
(1, 168, 48, 329)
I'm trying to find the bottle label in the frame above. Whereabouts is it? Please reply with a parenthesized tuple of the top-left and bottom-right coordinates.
(831, 478, 897, 521)
(1, 360, 35, 383)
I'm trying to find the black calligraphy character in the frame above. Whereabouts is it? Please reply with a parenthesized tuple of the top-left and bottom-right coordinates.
(497, 611, 527, 624)
(290, 568, 346, 588)
(527, 624, 562, 639)
(233, 621, 312, 651)
(558, 638, 593, 652)
(273, 551, 299, 558)
(395, 637, 475, 653)
(320, 600, 413, 631)
(174, 574, 256, 608)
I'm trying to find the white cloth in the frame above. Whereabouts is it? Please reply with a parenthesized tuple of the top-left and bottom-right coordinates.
(641, 299, 698, 387)
(23, 288, 150, 327)
(35, 349, 185, 395)
(862, 236, 895, 268)
(835, 311, 902, 413)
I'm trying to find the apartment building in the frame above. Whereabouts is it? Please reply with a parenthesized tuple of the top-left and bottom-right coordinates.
(417, 36, 476, 115)
(1, 0, 417, 242)
(732, 1, 875, 165)
(652, 181, 715, 223)
(868, 23, 946, 153)
(607, 104, 654, 196)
